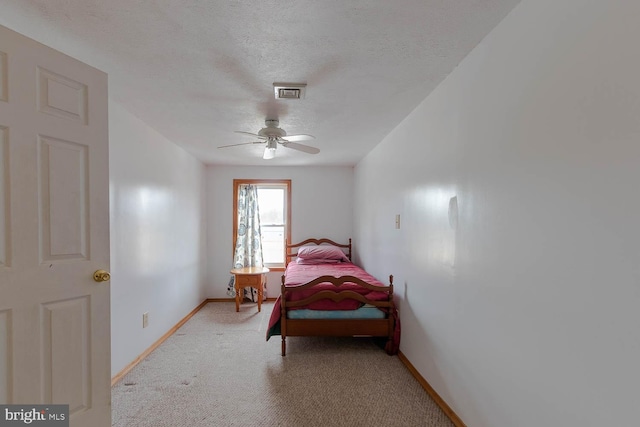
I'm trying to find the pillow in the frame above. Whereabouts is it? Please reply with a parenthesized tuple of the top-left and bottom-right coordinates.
(296, 245, 349, 262)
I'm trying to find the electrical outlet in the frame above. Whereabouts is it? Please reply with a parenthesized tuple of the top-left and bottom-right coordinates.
(142, 312, 149, 328)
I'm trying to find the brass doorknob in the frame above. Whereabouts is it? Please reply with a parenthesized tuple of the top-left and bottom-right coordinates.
(93, 270, 111, 282)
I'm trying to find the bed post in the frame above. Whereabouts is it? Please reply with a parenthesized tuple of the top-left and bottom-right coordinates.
(281, 274, 287, 356)
(386, 274, 395, 355)
(285, 238, 290, 267)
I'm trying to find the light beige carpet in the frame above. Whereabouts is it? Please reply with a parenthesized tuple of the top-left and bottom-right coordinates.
(112, 302, 454, 427)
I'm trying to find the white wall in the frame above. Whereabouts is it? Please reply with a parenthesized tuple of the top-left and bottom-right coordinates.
(109, 101, 207, 376)
(206, 165, 353, 298)
(354, 1, 640, 426)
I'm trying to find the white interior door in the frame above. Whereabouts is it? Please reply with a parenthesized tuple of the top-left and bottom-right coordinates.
(0, 25, 110, 426)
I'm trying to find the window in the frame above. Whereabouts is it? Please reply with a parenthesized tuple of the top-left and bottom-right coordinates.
(233, 179, 291, 271)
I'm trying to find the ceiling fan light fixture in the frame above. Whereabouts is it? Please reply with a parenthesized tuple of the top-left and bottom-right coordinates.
(263, 138, 277, 159)
(263, 147, 276, 160)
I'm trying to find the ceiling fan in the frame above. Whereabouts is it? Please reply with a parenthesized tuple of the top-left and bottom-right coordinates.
(219, 119, 319, 159)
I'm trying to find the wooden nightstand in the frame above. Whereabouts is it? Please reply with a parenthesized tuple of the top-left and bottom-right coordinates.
(230, 267, 269, 312)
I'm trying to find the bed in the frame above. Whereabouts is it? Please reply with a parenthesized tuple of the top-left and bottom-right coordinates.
(266, 238, 400, 356)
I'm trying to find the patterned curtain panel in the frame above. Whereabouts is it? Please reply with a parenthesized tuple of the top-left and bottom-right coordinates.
(227, 184, 266, 300)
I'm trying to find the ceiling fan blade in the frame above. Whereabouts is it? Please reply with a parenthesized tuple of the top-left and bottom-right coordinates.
(281, 141, 320, 154)
(280, 134, 315, 142)
(218, 141, 262, 149)
(234, 131, 266, 139)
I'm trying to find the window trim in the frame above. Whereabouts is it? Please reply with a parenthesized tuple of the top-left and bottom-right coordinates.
(233, 179, 291, 272)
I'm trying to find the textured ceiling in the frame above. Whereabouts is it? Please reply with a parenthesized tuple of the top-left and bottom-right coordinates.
(0, 0, 521, 166)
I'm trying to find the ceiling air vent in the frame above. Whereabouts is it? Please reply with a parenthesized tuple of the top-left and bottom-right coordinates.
(273, 83, 306, 100)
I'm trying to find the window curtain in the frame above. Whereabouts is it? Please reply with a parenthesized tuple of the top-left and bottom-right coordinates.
(227, 184, 266, 301)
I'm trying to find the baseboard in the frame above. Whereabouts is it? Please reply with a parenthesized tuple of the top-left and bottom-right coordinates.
(111, 299, 210, 386)
(397, 351, 467, 427)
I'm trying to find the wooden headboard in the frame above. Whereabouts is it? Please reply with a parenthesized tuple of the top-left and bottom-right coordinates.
(285, 238, 352, 266)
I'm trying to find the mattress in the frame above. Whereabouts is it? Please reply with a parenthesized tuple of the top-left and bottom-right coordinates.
(287, 304, 386, 319)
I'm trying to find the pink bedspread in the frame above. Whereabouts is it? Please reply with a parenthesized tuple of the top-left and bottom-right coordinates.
(283, 262, 390, 310)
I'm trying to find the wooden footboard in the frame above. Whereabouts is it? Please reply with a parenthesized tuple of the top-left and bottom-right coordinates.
(280, 274, 395, 356)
